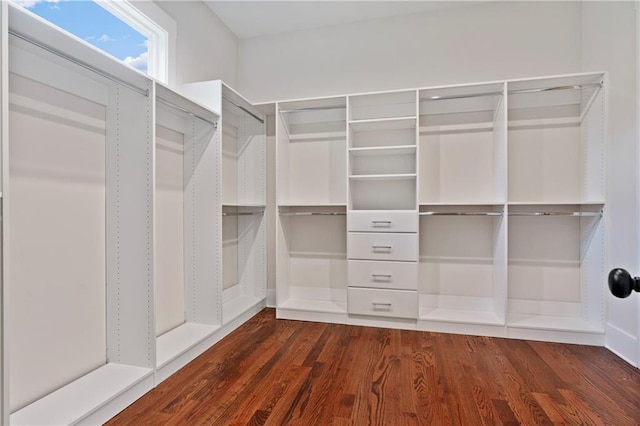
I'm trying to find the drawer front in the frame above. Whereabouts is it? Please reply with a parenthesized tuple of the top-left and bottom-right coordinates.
(348, 287, 417, 319)
(348, 260, 417, 290)
(348, 211, 418, 233)
(348, 233, 418, 262)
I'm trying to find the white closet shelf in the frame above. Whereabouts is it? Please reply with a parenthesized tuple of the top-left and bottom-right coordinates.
(10, 363, 153, 426)
(156, 323, 220, 368)
(419, 122, 494, 135)
(278, 202, 347, 207)
(507, 314, 604, 334)
(349, 145, 416, 156)
(288, 131, 346, 141)
(420, 202, 505, 207)
(349, 116, 416, 131)
(507, 116, 581, 129)
(508, 201, 605, 206)
(420, 308, 504, 326)
(224, 295, 265, 324)
(222, 203, 266, 208)
(279, 298, 347, 314)
(349, 173, 417, 181)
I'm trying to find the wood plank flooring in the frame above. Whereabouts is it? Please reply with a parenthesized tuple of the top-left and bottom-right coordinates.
(107, 309, 640, 425)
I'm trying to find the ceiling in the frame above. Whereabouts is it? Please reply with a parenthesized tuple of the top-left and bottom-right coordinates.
(204, 1, 479, 39)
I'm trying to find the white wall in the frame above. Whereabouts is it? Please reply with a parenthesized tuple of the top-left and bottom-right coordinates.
(238, 1, 583, 102)
(583, 1, 639, 367)
(155, 1, 239, 88)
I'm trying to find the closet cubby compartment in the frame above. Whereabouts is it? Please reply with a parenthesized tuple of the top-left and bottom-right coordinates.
(5, 4, 154, 424)
(507, 204, 605, 338)
(419, 83, 507, 205)
(276, 206, 347, 320)
(277, 97, 347, 206)
(349, 177, 416, 210)
(220, 86, 267, 326)
(349, 90, 416, 121)
(418, 205, 507, 332)
(507, 73, 605, 204)
(154, 84, 221, 384)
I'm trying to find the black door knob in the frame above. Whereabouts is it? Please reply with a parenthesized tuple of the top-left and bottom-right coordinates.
(608, 268, 640, 298)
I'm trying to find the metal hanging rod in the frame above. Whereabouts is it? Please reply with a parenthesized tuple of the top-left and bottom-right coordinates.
(509, 211, 603, 217)
(157, 98, 218, 128)
(279, 211, 346, 216)
(420, 81, 603, 102)
(9, 30, 150, 98)
(222, 211, 264, 217)
(279, 106, 347, 114)
(419, 211, 503, 216)
(223, 96, 265, 124)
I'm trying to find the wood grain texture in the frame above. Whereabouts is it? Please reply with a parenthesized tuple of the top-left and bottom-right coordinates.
(107, 310, 640, 425)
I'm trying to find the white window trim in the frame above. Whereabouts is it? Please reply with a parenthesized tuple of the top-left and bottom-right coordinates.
(96, 0, 176, 86)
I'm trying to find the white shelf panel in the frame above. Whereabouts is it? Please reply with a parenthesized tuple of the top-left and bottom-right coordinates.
(222, 203, 266, 208)
(279, 298, 347, 314)
(508, 201, 605, 206)
(349, 173, 417, 181)
(349, 145, 416, 156)
(289, 131, 346, 141)
(278, 202, 347, 207)
(420, 308, 503, 325)
(223, 295, 265, 324)
(507, 116, 580, 129)
(350, 116, 416, 131)
(156, 323, 219, 368)
(420, 202, 505, 207)
(507, 314, 604, 333)
(419, 122, 493, 134)
(10, 363, 153, 426)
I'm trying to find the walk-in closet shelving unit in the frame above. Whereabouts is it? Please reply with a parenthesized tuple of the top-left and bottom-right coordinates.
(347, 90, 419, 329)
(417, 83, 508, 336)
(3, 4, 156, 424)
(154, 84, 221, 384)
(274, 72, 606, 345)
(182, 81, 267, 329)
(276, 97, 348, 322)
(506, 73, 606, 344)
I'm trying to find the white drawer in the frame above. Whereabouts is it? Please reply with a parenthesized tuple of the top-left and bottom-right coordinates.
(348, 287, 417, 319)
(348, 260, 417, 290)
(348, 232, 418, 262)
(348, 211, 418, 233)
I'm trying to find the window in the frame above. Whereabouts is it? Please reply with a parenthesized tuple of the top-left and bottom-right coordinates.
(11, 0, 169, 83)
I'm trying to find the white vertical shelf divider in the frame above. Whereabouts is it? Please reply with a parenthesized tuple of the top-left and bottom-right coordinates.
(0, 1, 8, 424)
(153, 83, 222, 385)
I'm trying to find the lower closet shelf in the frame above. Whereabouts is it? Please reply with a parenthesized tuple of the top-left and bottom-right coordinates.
(223, 295, 266, 324)
(10, 364, 153, 426)
(419, 308, 503, 325)
(507, 314, 604, 333)
(279, 298, 347, 314)
(156, 323, 220, 368)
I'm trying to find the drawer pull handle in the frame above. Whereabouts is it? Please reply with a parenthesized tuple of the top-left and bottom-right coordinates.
(372, 220, 392, 225)
(372, 302, 392, 309)
(372, 274, 392, 280)
(372, 245, 392, 251)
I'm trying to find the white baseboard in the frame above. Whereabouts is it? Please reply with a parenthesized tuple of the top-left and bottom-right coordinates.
(606, 323, 639, 367)
(267, 289, 276, 307)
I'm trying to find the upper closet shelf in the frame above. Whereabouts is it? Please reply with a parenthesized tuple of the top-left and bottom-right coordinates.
(349, 116, 416, 131)
(288, 131, 346, 142)
(349, 145, 416, 156)
(349, 173, 416, 181)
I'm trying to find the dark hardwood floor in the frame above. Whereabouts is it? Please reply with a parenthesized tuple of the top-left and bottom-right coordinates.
(107, 309, 640, 425)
